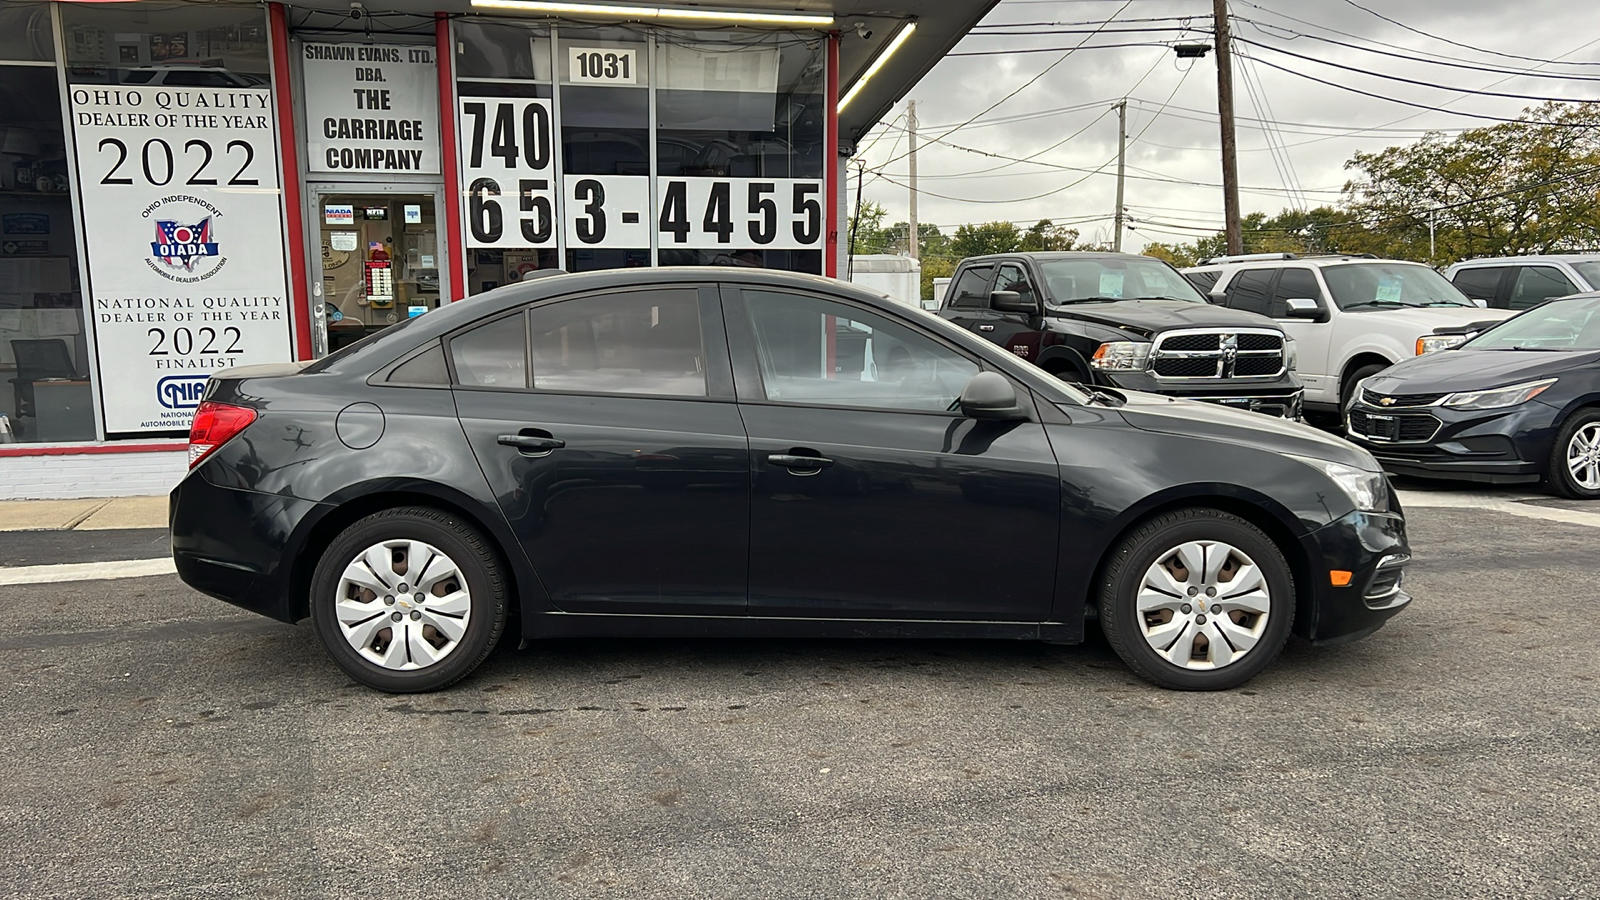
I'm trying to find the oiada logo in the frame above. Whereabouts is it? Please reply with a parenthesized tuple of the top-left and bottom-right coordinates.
(143, 196, 226, 281)
(157, 375, 209, 410)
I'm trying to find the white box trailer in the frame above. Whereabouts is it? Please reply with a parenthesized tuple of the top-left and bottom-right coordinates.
(932, 276, 951, 310)
(849, 254, 921, 307)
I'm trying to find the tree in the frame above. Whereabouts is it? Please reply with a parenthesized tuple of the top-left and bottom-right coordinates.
(1019, 219, 1078, 252)
(949, 221, 1022, 258)
(1344, 101, 1600, 263)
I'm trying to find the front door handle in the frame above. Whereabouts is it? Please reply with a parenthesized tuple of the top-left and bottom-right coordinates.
(498, 433, 565, 454)
(977, 324, 996, 332)
(767, 453, 833, 471)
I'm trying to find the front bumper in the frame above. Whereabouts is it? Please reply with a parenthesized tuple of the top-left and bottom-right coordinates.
(1099, 370, 1304, 419)
(1344, 398, 1559, 483)
(1301, 508, 1412, 645)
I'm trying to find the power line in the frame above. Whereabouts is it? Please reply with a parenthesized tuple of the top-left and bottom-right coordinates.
(1335, 0, 1600, 69)
(877, 0, 1136, 169)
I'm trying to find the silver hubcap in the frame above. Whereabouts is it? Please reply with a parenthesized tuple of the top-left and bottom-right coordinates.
(1137, 540, 1271, 671)
(335, 539, 471, 670)
(1567, 424, 1600, 490)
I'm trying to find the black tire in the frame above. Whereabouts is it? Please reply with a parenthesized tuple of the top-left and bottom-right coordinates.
(1050, 365, 1088, 385)
(1099, 508, 1295, 691)
(310, 507, 508, 692)
(1342, 363, 1388, 411)
(1546, 408, 1600, 500)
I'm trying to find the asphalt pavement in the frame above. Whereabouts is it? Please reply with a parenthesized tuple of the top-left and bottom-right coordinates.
(1, 503, 1596, 899)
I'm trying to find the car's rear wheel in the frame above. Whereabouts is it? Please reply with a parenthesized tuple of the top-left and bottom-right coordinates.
(310, 507, 507, 692)
(1548, 409, 1600, 500)
(1099, 508, 1295, 690)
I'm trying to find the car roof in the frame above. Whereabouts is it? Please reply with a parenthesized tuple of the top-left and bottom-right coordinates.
(1182, 256, 1432, 273)
(961, 251, 1156, 263)
(1448, 254, 1600, 267)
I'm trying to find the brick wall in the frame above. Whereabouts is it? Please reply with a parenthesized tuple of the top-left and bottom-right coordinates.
(0, 451, 187, 500)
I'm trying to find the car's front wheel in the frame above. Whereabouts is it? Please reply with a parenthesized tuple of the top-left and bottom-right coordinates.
(1548, 409, 1600, 500)
(1099, 508, 1295, 690)
(310, 507, 508, 692)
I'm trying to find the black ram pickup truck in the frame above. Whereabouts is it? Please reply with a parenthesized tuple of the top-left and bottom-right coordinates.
(940, 251, 1304, 418)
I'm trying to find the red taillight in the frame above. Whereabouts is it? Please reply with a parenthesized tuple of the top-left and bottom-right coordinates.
(188, 401, 257, 468)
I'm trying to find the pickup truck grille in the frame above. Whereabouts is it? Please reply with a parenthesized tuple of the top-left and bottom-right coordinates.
(1149, 328, 1286, 379)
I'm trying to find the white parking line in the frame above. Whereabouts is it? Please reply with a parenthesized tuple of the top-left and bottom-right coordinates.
(0, 557, 177, 586)
(1397, 490, 1600, 528)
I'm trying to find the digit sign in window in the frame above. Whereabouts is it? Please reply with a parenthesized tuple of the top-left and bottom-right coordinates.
(459, 97, 557, 249)
(656, 177, 824, 250)
(567, 46, 637, 84)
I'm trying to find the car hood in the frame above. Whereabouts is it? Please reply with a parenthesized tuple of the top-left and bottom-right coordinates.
(1364, 347, 1600, 394)
(1346, 305, 1512, 332)
(1111, 390, 1378, 470)
(1051, 300, 1278, 338)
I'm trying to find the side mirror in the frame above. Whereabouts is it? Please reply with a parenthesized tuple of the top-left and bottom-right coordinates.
(990, 290, 1039, 315)
(1283, 297, 1321, 319)
(958, 371, 1028, 420)
(1207, 290, 1228, 305)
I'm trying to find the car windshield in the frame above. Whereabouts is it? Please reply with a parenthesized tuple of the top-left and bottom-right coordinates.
(1464, 294, 1600, 351)
(1573, 261, 1600, 289)
(1037, 258, 1207, 304)
(1322, 263, 1475, 310)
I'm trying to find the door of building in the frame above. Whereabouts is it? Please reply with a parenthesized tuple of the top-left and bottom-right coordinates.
(307, 189, 448, 355)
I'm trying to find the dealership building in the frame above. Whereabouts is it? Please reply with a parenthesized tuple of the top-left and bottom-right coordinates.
(0, 0, 990, 498)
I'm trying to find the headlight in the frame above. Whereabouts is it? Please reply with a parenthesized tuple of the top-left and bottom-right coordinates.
(1091, 341, 1151, 371)
(1285, 337, 1298, 372)
(1289, 454, 1388, 513)
(1416, 333, 1469, 355)
(1441, 377, 1556, 410)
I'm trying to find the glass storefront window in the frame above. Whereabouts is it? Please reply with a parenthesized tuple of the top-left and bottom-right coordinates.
(317, 195, 442, 352)
(558, 26, 649, 273)
(0, 60, 93, 443)
(61, 4, 269, 85)
(0, 3, 54, 63)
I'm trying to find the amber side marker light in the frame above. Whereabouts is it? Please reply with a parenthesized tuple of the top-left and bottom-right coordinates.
(1329, 570, 1354, 587)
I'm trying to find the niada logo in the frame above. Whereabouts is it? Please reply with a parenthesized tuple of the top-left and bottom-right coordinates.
(157, 375, 209, 410)
(141, 195, 227, 283)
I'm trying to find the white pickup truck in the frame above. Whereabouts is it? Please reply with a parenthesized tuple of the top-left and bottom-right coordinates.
(1182, 255, 1514, 412)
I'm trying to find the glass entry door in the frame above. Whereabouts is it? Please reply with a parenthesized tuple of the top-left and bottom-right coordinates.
(311, 192, 444, 353)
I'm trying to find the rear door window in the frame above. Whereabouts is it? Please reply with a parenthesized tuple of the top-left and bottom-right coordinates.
(1450, 267, 1505, 305)
(450, 314, 528, 388)
(526, 289, 707, 397)
(1223, 270, 1274, 316)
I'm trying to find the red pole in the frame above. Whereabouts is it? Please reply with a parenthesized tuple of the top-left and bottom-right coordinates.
(436, 13, 467, 301)
(268, 3, 312, 359)
(824, 31, 840, 279)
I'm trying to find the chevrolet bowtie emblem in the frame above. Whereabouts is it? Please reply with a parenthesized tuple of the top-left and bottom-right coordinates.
(1378, 397, 1396, 406)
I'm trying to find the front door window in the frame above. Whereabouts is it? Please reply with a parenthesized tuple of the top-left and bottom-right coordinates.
(317, 195, 441, 351)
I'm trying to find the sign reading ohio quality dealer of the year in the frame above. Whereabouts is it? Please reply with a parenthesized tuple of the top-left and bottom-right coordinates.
(303, 42, 440, 174)
(68, 85, 293, 435)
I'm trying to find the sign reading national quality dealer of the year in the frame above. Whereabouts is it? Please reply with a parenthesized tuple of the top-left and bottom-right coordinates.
(302, 42, 440, 174)
(68, 85, 294, 435)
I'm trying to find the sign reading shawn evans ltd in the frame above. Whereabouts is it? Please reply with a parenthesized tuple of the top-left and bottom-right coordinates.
(302, 42, 440, 174)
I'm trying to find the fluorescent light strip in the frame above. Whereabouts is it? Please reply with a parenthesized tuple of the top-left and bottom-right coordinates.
(837, 20, 915, 113)
(470, 1, 833, 27)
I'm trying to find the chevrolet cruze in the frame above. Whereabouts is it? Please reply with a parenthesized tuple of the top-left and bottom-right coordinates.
(171, 268, 1411, 692)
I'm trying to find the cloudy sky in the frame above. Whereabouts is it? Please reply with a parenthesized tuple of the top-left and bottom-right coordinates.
(852, 0, 1600, 250)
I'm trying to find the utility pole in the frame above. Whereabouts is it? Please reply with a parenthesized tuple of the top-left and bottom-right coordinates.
(907, 99, 919, 260)
(1113, 99, 1127, 252)
(1213, 0, 1242, 255)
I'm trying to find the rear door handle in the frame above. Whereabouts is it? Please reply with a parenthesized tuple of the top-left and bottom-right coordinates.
(977, 324, 996, 332)
(498, 434, 565, 454)
(767, 453, 833, 470)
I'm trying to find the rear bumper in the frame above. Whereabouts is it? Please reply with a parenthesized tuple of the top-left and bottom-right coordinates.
(170, 472, 328, 624)
(1301, 509, 1412, 644)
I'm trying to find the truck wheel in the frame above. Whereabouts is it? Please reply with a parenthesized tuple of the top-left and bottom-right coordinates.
(1342, 363, 1387, 410)
(1099, 508, 1295, 690)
